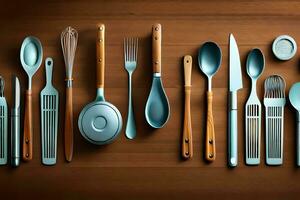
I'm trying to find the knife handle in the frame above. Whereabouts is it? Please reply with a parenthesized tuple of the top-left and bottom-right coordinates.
(11, 109, 20, 167)
(152, 23, 161, 73)
(229, 91, 238, 167)
(23, 89, 33, 161)
(182, 55, 193, 159)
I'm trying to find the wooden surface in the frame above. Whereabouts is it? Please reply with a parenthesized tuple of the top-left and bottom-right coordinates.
(1, 0, 300, 199)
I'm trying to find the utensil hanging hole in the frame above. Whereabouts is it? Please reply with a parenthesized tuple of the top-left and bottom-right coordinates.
(209, 139, 213, 144)
(209, 154, 213, 158)
(47, 60, 52, 66)
(185, 138, 189, 143)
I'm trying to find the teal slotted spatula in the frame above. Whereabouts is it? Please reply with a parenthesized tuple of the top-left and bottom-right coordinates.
(0, 76, 7, 165)
(40, 57, 59, 165)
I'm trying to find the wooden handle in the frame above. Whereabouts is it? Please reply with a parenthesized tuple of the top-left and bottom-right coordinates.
(205, 91, 216, 161)
(23, 89, 33, 161)
(64, 87, 73, 162)
(96, 24, 105, 88)
(152, 23, 161, 73)
(182, 56, 193, 159)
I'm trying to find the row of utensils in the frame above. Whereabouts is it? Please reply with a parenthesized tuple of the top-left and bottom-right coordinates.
(0, 27, 77, 166)
(0, 22, 299, 167)
(0, 23, 172, 166)
(182, 34, 300, 167)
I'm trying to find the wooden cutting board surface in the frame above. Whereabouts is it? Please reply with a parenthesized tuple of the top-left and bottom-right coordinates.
(0, 1, 300, 199)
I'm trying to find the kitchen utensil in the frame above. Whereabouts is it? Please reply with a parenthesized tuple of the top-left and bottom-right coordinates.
(124, 37, 138, 139)
(0, 77, 7, 165)
(182, 55, 193, 159)
(11, 76, 20, 167)
(245, 48, 264, 165)
(228, 33, 243, 167)
(272, 35, 297, 61)
(145, 23, 170, 128)
(198, 42, 222, 162)
(78, 24, 122, 145)
(264, 75, 286, 165)
(20, 36, 43, 161)
(289, 82, 300, 166)
(61, 26, 78, 162)
(40, 58, 59, 165)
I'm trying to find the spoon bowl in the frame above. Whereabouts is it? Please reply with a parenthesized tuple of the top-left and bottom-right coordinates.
(20, 37, 43, 81)
(198, 42, 222, 78)
(246, 48, 264, 79)
(145, 76, 170, 128)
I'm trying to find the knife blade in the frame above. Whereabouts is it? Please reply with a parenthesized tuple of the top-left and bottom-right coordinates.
(228, 34, 243, 167)
(11, 76, 20, 167)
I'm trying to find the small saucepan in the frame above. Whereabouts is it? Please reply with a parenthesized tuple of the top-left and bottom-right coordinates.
(78, 24, 122, 145)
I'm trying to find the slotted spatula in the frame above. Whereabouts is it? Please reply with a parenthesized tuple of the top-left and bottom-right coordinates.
(0, 77, 7, 165)
(40, 57, 59, 165)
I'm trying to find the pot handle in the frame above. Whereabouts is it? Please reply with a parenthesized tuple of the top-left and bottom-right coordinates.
(96, 24, 105, 89)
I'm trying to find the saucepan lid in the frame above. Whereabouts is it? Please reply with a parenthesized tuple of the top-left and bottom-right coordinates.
(78, 101, 122, 145)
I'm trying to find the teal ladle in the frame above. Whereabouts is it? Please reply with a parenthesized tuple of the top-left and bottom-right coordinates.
(145, 24, 170, 128)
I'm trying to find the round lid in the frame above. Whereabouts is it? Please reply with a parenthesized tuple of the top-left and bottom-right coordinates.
(79, 102, 122, 145)
(272, 35, 297, 60)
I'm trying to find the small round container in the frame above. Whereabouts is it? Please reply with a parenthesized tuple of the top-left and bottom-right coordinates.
(272, 35, 297, 60)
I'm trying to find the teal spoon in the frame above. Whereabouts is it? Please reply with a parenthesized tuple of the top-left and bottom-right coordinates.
(145, 24, 170, 128)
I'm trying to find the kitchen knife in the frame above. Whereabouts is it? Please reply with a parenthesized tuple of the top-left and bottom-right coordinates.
(228, 34, 243, 167)
(11, 76, 20, 167)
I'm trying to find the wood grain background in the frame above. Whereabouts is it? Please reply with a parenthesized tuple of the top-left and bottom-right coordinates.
(0, 0, 300, 199)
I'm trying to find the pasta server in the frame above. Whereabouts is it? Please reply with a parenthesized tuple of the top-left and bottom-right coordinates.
(264, 75, 286, 165)
(40, 57, 59, 165)
(245, 49, 264, 165)
(0, 77, 7, 165)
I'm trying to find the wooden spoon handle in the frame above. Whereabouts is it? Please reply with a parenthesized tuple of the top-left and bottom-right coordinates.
(205, 91, 216, 161)
(64, 86, 73, 162)
(182, 55, 193, 159)
(96, 24, 105, 88)
(152, 23, 161, 73)
(23, 89, 33, 161)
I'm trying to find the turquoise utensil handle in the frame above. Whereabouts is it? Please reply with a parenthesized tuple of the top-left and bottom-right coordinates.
(297, 119, 300, 166)
(125, 75, 136, 139)
(45, 58, 53, 85)
(229, 91, 238, 167)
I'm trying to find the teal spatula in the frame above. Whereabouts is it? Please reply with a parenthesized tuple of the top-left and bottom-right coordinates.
(0, 76, 7, 165)
(40, 57, 59, 165)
